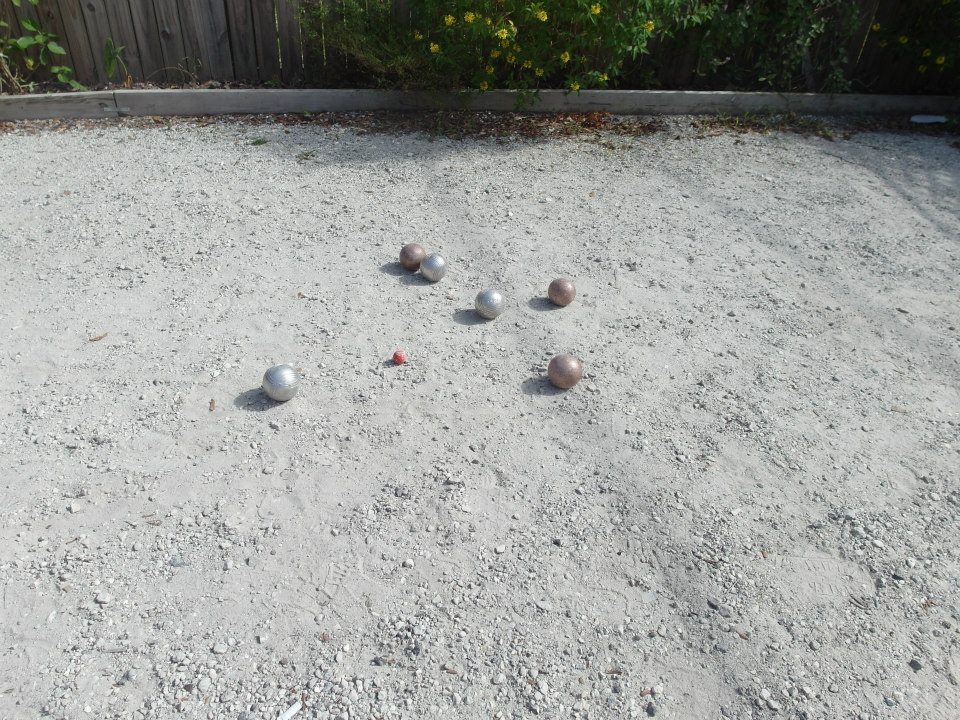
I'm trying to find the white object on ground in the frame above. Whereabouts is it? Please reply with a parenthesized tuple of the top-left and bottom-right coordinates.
(910, 114, 947, 124)
(278, 700, 302, 720)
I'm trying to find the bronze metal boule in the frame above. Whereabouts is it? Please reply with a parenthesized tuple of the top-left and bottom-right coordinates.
(547, 353, 583, 389)
(548, 278, 576, 307)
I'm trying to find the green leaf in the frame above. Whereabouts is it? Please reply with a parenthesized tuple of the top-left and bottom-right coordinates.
(20, 19, 39, 33)
(47, 41, 66, 55)
(15, 36, 38, 50)
(11, 0, 21, 7)
(68, 79, 86, 90)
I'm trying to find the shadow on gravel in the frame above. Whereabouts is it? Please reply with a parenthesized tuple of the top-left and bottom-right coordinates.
(380, 263, 432, 285)
(527, 297, 560, 312)
(379, 262, 407, 277)
(233, 388, 283, 411)
(520, 377, 565, 396)
(452, 308, 485, 326)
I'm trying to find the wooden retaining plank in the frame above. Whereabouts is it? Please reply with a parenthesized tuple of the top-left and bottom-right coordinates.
(224, 0, 259, 82)
(152, 0, 188, 82)
(125, 1, 166, 84)
(276, 0, 302, 84)
(54, 0, 97, 87)
(110, 89, 960, 117)
(0, 91, 116, 120)
(6, 89, 958, 121)
(176, 0, 234, 81)
(250, 0, 281, 84)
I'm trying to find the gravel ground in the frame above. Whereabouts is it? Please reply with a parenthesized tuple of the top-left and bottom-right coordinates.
(1, 116, 958, 720)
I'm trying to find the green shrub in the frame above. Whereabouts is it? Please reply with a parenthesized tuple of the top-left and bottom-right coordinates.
(690, 0, 861, 92)
(863, 0, 959, 93)
(301, 0, 716, 91)
(301, 0, 959, 95)
(1, 0, 82, 94)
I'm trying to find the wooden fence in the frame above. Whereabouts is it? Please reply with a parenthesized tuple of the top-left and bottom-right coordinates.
(1, 1, 949, 95)
(2, 0, 304, 86)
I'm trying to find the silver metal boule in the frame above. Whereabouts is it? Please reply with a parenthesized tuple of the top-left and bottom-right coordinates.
(474, 289, 505, 320)
(420, 254, 447, 282)
(262, 364, 300, 402)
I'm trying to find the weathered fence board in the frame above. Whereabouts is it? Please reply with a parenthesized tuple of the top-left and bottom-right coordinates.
(152, 0, 188, 82)
(53, 0, 97, 87)
(251, 0, 282, 83)
(9, 0, 49, 80)
(126, 0, 166, 83)
(77, 0, 113, 83)
(105, 1, 146, 81)
(224, 0, 258, 82)
(276, 0, 302, 84)
(176, 0, 234, 81)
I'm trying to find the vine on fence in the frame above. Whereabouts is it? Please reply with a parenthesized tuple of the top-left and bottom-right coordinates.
(0, 0, 81, 93)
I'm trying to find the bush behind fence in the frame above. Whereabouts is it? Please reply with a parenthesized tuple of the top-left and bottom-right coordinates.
(1, 0, 957, 95)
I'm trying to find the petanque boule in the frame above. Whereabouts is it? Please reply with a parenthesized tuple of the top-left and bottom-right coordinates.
(420, 254, 447, 282)
(399, 243, 426, 271)
(474, 289, 506, 320)
(548, 278, 576, 307)
(262, 364, 300, 402)
(547, 354, 583, 389)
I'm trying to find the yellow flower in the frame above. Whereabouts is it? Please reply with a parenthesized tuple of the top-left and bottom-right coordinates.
(500, 38, 510, 47)
(486, 65, 494, 74)
(485, 17, 492, 25)
(464, 11, 475, 23)
(490, 49, 501, 58)
(444, 15, 456, 26)
(899, 35, 908, 44)
(923, 48, 932, 57)
(644, 20, 655, 32)
(918, 64, 927, 72)
(590, 4, 602, 15)
(479, 81, 488, 91)
(536, 10, 548, 22)
(560, 51, 571, 64)
(495, 28, 509, 39)
(535, 67, 544, 77)
(507, 54, 516, 64)
(430, 42, 440, 54)
(599, 73, 608, 82)
(936, 55, 946, 65)
(413, 31, 423, 41)
(871, 23, 880, 31)
(522, 59, 532, 69)
(569, 82, 580, 92)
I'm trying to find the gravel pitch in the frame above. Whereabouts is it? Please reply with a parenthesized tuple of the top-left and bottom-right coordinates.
(1, 117, 958, 720)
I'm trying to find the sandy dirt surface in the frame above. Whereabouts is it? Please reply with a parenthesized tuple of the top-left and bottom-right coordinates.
(1, 117, 958, 720)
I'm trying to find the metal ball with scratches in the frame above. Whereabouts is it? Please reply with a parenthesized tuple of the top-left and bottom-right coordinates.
(548, 277, 576, 307)
(474, 289, 505, 320)
(399, 243, 426, 271)
(420, 254, 447, 282)
(262, 364, 300, 402)
(547, 354, 583, 390)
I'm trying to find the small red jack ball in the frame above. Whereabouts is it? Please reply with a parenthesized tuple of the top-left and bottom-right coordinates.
(392, 349, 407, 365)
